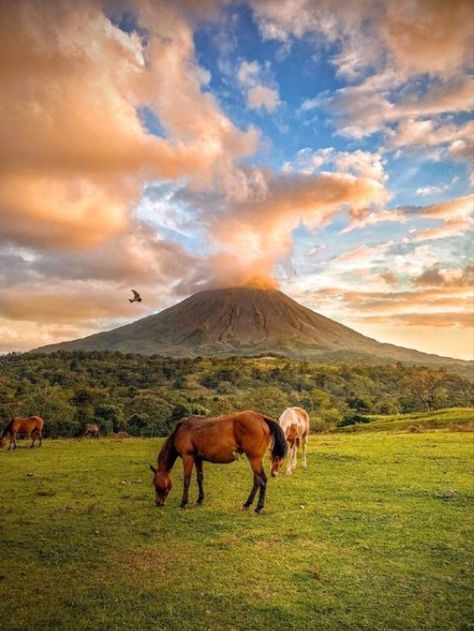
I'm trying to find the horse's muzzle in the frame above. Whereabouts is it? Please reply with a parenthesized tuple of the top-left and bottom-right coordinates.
(155, 499, 165, 507)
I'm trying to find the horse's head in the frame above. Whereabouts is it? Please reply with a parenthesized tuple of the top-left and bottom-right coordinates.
(0, 435, 6, 449)
(149, 465, 172, 506)
(270, 456, 284, 477)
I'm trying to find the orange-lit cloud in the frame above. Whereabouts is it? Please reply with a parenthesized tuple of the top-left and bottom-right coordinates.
(207, 171, 388, 283)
(251, 0, 473, 79)
(415, 195, 474, 240)
(0, 0, 257, 250)
(383, 0, 473, 77)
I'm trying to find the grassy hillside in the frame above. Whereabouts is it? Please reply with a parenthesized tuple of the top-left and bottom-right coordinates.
(337, 407, 474, 433)
(1, 433, 473, 630)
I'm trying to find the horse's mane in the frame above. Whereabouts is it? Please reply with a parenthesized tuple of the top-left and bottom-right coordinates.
(158, 420, 184, 469)
(1, 419, 13, 437)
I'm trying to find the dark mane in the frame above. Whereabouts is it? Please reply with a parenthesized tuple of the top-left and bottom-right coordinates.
(158, 420, 184, 469)
(1, 419, 13, 438)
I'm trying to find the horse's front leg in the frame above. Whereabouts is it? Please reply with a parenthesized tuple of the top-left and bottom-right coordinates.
(195, 458, 204, 504)
(292, 441, 298, 471)
(180, 455, 194, 508)
(286, 442, 295, 474)
(10, 433, 16, 449)
(29, 432, 35, 448)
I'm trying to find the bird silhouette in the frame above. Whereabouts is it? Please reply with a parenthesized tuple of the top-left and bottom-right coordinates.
(129, 289, 142, 303)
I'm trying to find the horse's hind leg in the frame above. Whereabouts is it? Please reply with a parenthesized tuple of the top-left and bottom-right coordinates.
(180, 455, 194, 508)
(302, 433, 308, 469)
(243, 474, 258, 509)
(248, 457, 267, 513)
(30, 432, 35, 448)
(195, 458, 204, 504)
(38, 431, 43, 447)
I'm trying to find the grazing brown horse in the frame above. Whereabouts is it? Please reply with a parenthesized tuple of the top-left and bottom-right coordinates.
(83, 423, 100, 438)
(150, 411, 287, 513)
(0, 416, 44, 449)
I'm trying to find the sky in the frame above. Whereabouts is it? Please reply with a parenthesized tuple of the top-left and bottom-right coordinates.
(0, 0, 473, 359)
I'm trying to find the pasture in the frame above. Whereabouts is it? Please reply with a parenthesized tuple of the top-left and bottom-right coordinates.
(1, 432, 473, 630)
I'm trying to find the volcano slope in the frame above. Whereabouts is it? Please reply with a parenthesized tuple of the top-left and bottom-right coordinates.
(36, 286, 469, 368)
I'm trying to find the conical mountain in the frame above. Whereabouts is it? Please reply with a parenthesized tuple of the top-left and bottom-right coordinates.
(35, 286, 467, 366)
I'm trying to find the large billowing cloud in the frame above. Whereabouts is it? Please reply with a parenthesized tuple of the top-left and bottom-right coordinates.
(250, 0, 473, 79)
(0, 0, 257, 251)
(0, 0, 472, 356)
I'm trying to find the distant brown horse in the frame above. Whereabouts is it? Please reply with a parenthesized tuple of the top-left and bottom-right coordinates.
(150, 411, 287, 513)
(0, 416, 44, 449)
(82, 423, 100, 438)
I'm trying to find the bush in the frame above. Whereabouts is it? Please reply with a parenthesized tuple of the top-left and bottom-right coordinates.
(338, 412, 372, 427)
(311, 408, 342, 432)
(46, 418, 82, 438)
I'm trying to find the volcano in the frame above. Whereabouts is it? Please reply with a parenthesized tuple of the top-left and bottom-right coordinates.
(35, 286, 467, 366)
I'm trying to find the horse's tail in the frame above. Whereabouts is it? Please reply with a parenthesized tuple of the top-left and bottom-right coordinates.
(263, 416, 288, 460)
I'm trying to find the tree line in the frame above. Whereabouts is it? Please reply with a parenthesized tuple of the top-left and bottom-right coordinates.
(0, 351, 472, 437)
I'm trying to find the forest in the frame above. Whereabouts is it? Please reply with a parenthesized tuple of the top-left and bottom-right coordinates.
(0, 351, 472, 438)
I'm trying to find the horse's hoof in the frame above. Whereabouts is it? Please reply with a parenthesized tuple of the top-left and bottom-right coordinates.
(180, 503, 188, 509)
(255, 507, 265, 514)
(241, 504, 250, 511)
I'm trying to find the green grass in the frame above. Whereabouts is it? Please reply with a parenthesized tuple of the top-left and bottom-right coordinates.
(337, 407, 474, 433)
(1, 433, 473, 630)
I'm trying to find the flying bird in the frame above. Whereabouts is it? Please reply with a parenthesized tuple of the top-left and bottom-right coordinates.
(129, 289, 142, 304)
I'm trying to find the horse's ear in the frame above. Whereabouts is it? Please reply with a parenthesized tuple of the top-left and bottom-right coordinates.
(149, 464, 157, 473)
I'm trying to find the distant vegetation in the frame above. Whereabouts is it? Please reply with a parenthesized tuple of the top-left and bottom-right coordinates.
(0, 351, 472, 438)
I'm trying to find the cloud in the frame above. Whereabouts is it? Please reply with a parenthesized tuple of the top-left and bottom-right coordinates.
(207, 170, 388, 282)
(237, 60, 280, 112)
(334, 242, 394, 265)
(413, 265, 474, 288)
(416, 185, 450, 197)
(388, 118, 474, 155)
(285, 147, 387, 182)
(0, 0, 258, 251)
(250, 0, 473, 79)
(415, 195, 474, 240)
(357, 312, 472, 327)
(247, 85, 280, 111)
(317, 76, 474, 140)
(382, 0, 474, 77)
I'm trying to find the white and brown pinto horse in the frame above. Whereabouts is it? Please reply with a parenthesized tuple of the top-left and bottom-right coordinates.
(277, 407, 310, 475)
(0, 416, 44, 449)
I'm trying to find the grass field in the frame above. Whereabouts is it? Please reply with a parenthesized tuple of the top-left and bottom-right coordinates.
(1, 432, 473, 630)
(337, 407, 474, 433)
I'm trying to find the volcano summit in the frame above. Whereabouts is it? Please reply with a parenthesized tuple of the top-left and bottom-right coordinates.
(36, 287, 466, 367)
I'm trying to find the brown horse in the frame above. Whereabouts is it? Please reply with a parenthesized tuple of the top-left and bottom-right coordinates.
(0, 416, 44, 449)
(150, 411, 287, 513)
(82, 423, 100, 438)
